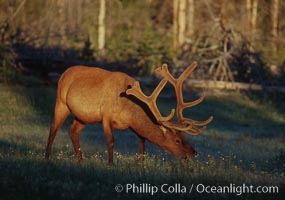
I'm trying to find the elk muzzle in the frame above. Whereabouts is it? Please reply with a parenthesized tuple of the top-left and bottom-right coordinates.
(184, 149, 197, 160)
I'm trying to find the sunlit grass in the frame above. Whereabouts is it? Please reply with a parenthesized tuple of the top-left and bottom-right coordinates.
(0, 84, 284, 199)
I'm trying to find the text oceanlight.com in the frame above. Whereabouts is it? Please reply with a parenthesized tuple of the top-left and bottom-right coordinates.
(114, 183, 279, 196)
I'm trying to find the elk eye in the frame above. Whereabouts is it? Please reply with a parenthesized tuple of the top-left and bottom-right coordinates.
(175, 139, 181, 144)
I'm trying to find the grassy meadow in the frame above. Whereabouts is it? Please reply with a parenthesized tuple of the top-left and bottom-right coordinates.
(0, 84, 284, 200)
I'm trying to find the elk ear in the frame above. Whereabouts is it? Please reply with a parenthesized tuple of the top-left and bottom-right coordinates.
(159, 125, 167, 134)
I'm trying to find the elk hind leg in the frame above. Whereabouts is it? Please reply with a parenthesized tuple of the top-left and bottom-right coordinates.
(138, 136, 145, 161)
(102, 119, 114, 165)
(45, 100, 70, 159)
(69, 118, 85, 161)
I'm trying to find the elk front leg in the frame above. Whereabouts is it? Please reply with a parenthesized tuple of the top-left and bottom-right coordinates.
(69, 118, 85, 161)
(103, 119, 114, 165)
(138, 136, 145, 161)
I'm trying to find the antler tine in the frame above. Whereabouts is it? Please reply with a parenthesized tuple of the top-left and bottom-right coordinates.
(183, 116, 214, 127)
(178, 62, 198, 83)
(126, 80, 175, 122)
(184, 126, 207, 136)
(161, 120, 207, 135)
(176, 93, 205, 122)
(155, 64, 176, 84)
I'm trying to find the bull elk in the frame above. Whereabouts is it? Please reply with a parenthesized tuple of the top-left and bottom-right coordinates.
(45, 62, 213, 164)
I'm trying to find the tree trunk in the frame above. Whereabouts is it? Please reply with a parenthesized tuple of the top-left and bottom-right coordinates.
(76, 0, 82, 34)
(58, 0, 67, 46)
(246, 0, 258, 49)
(246, 0, 252, 36)
(270, 0, 279, 52)
(251, 0, 258, 38)
(173, 0, 187, 53)
(98, 0, 106, 57)
(173, 0, 179, 50)
(178, 0, 187, 47)
(186, 0, 194, 40)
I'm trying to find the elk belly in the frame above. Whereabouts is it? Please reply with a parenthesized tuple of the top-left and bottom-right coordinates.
(66, 83, 104, 123)
(111, 120, 129, 130)
(110, 111, 132, 130)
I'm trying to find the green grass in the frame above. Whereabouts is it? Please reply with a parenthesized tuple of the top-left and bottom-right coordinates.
(0, 84, 284, 200)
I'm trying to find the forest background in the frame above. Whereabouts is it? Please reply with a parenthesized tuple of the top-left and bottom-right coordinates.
(0, 0, 284, 87)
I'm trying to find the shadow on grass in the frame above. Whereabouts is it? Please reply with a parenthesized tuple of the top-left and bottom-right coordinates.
(1, 156, 284, 200)
(194, 93, 285, 138)
(0, 140, 33, 155)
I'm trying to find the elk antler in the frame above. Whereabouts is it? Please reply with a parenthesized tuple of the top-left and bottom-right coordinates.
(126, 79, 175, 122)
(126, 62, 213, 135)
(155, 62, 213, 135)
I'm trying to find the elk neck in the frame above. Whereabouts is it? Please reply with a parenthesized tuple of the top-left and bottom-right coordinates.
(129, 103, 166, 146)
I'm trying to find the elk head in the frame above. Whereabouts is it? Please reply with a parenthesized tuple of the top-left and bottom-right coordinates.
(126, 62, 213, 159)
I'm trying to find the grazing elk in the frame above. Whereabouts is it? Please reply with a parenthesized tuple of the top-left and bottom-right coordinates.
(45, 62, 213, 164)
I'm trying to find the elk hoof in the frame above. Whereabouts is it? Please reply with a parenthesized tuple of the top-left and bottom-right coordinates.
(138, 154, 146, 161)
